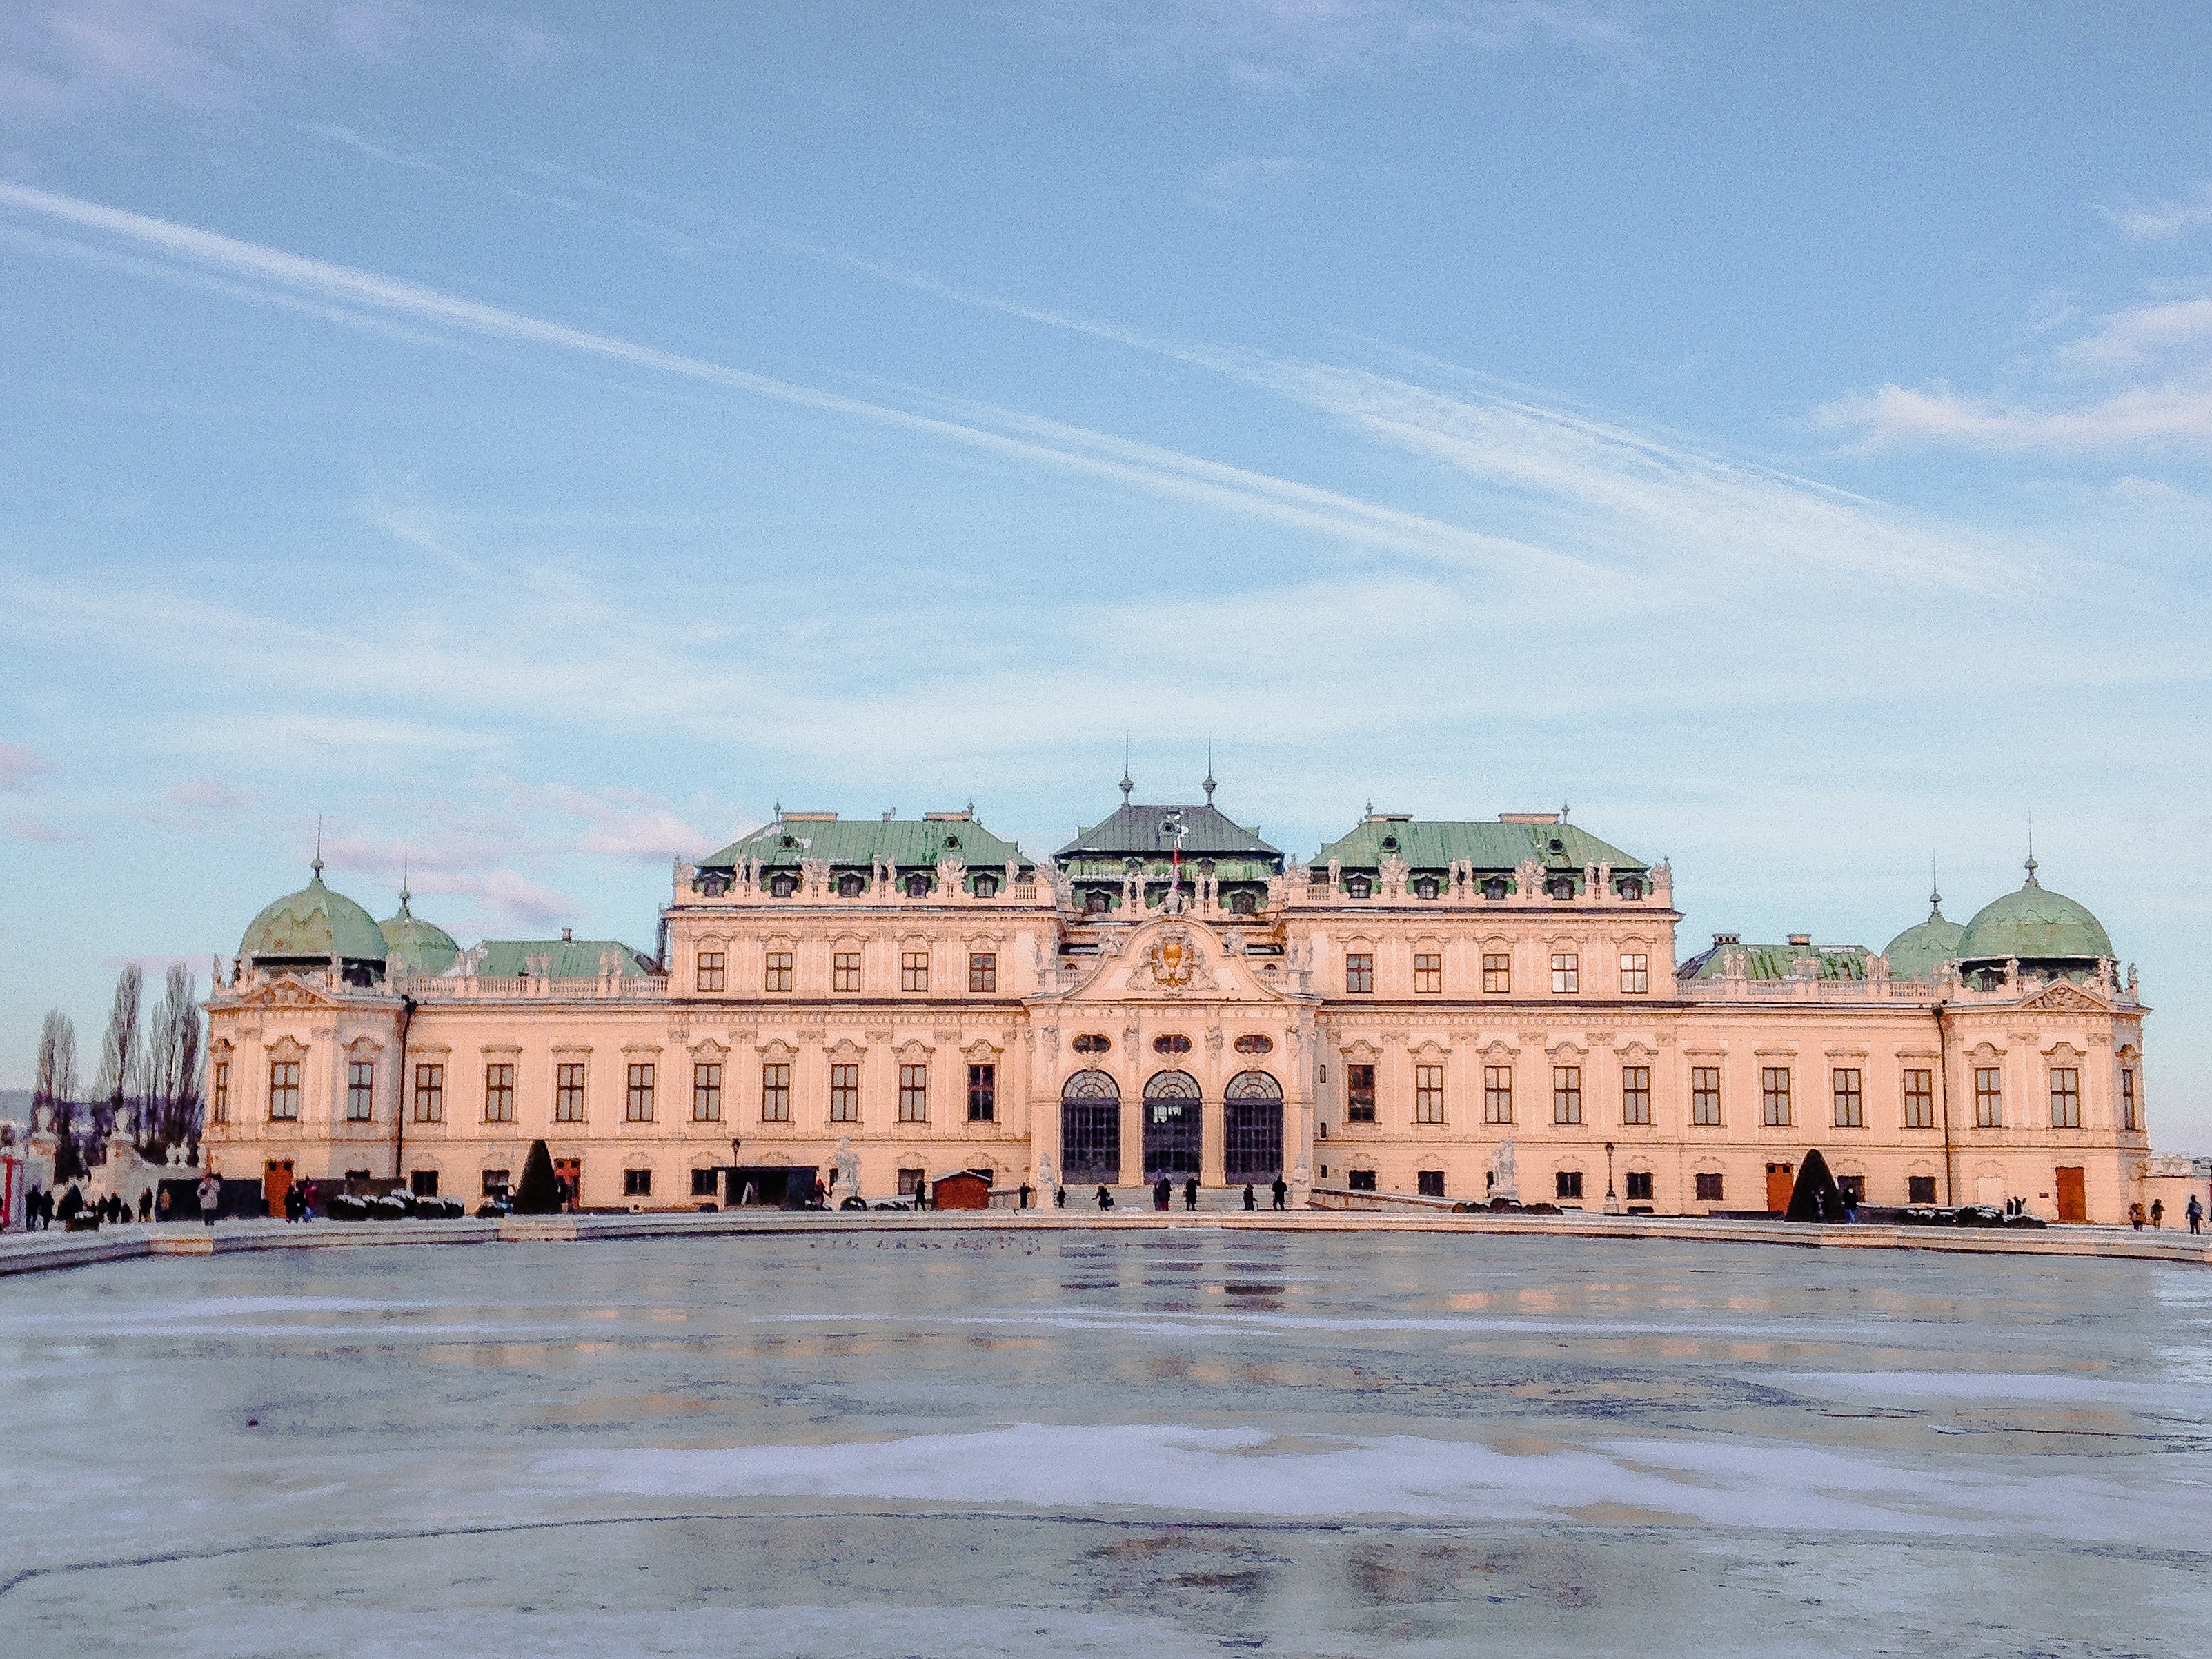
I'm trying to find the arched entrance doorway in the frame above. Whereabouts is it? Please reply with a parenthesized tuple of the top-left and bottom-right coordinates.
(1143, 1070, 1202, 1181)
(1060, 1070, 1121, 1185)
(1224, 1069, 1283, 1185)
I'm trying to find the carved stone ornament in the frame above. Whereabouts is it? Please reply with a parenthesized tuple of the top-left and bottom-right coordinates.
(1141, 927, 1212, 993)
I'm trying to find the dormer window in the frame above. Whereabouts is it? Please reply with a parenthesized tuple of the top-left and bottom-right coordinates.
(780, 835, 798, 848)
(1379, 835, 1398, 852)
(973, 873, 999, 897)
(1616, 875, 1644, 900)
(1546, 875, 1575, 900)
(1412, 875, 1439, 900)
(943, 835, 960, 849)
(699, 872, 731, 897)
(1085, 889, 1111, 914)
(1482, 877, 1508, 901)
(767, 872, 798, 898)
(1230, 889, 1256, 915)
(905, 873, 932, 897)
(837, 873, 865, 897)
(1345, 875, 1372, 899)
(1548, 837, 1564, 852)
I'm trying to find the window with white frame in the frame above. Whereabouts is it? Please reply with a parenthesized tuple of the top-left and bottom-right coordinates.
(1619, 952, 1649, 994)
(1550, 953, 1579, 994)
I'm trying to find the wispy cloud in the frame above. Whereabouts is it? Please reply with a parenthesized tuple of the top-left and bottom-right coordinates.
(0, 179, 1548, 579)
(1041, 0, 1644, 88)
(0, 742, 54, 791)
(2100, 180, 2212, 241)
(10, 815, 84, 844)
(1820, 293, 2212, 455)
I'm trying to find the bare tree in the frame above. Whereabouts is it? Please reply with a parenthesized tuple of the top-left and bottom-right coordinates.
(144, 964, 203, 1155)
(34, 1011, 80, 1182)
(91, 964, 144, 1151)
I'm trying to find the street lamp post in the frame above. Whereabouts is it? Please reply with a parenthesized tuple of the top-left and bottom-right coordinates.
(1603, 1141, 1619, 1215)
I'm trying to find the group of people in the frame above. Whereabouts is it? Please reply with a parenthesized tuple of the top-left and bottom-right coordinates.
(1078, 1176, 1292, 1212)
(279, 1180, 321, 1222)
(16, 1184, 155, 1229)
(2129, 1195, 2204, 1233)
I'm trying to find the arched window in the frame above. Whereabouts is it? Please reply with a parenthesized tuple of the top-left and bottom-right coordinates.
(837, 872, 865, 897)
(1062, 1069, 1120, 1100)
(1229, 889, 1257, 915)
(698, 872, 731, 897)
(1143, 1070, 1201, 1100)
(767, 872, 798, 898)
(1345, 874, 1372, 899)
(973, 873, 999, 897)
(905, 873, 931, 897)
(1546, 875, 1576, 900)
(1616, 875, 1645, 900)
(1085, 889, 1112, 914)
(1072, 1033, 1112, 1054)
(1412, 875, 1439, 900)
(1225, 1069, 1282, 1101)
(1482, 877, 1508, 901)
(1153, 1033, 1192, 1055)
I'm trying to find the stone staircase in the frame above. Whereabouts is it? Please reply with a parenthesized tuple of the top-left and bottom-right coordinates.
(1047, 1183, 1288, 1215)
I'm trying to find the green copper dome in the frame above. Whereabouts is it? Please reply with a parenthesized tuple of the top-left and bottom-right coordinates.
(1957, 860, 2113, 964)
(239, 862, 388, 964)
(379, 891, 459, 975)
(1883, 892, 1968, 980)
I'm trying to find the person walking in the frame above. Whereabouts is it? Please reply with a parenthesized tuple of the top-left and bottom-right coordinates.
(1271, 1175, 1288, 1212)
(1153, 1175, 1171, 1212)
(2151, 1198, 2166, 1229)
(138, 1189, 152, 1222)
(1243, 1183, 1256, 1211)
(2130, 1201, 2146, 1230)
(284, 1184, 303, 1223)
(1095, 1184, 1113, 1210)
(2187, 1193, 2203, 1235)
(1183, 1176, 1198, 1212)
(301, 1180, 317, 1222)
(1055, 1185, 1066, 1209)
(1018, 1182, 1033, 1211)
(197, 1171, 219, 1226)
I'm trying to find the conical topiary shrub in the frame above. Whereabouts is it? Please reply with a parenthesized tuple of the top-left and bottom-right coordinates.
(512, 1140, 562, 1214)
(1786, 1148, 1846, 1222)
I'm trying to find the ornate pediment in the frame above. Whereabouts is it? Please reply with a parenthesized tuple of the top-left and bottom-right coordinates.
(239, 975, 351, 1013)
(2017, 981, 2110, 1016)
(1047, 917, 1292, 1006)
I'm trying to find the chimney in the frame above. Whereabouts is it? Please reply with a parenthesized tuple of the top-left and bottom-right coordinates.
(562, 927, 573, 943)
(1788, 933, 1812, 946)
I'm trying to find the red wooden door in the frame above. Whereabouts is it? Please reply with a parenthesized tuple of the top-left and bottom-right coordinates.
(2054, 1166, 2086, 1223)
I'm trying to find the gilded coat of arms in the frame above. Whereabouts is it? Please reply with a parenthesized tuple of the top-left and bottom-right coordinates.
(1143, 928, 1202, 991)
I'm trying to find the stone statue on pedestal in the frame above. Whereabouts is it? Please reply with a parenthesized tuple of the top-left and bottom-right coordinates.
(1492, 1138, 1519, 1202)
(834, 1137, 861, 1204)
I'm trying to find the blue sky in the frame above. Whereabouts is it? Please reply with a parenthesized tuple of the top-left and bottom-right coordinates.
(3, 1, 2210, 1141)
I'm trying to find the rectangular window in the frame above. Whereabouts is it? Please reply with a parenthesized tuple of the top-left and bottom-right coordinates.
(1556, 1170, 1583, 1200)
(1621, 1065, 1651, 1125)
(1550, 953, 1579, 994)
(555, 1062, 586, 1122)
(268, 1059, 301, 1121)
(1908, 1174, 1938, 1204)
(834, 951, 862, 993)
(1625, 1171, 1653, 1201)
(1974, 1066, 2003, 1128)
(626, 1062, 655, 1122)
(1902, 1068, 1935, 1129)
(1417, 1169, 1445, 1198)
(482, 1169, 510, 1199)
(346, 1060, 375, 1122)
(1482, 953, 1510, 994)
(1761, 1066, 1792, 1126)
(213, 1060, 230, 1123)
(764, 1062, 795, 1123)
(1695, 1171, 1724, 1202)
(1345, 953, 1374, 994)
(1832, 1067, 1863, 1129)
(1483, 1065, 1514, 1125)
(1347, 1169, 1378, 1192)
(410, 1169, 438, 1198)
(1552, 1065, 1583, 1125)
(413, 1062, 444, 1123)
(695, 950, 724, 992)
(691, 1168, 719, 1197)
(1619, 952, 1650, 994)
(2049, 1067, 2080, 1129)
(902, 951, 929, 993)
(1414, 1064, 1445, 1124)
(484, 1062, 515, 1123)
(764, 950, 793, 993)
(2121, 1067, 2138, 1131)
(1413, 953, 1443, 995)
(1346, 1063, 1376, 1123)
(969, 951, 998, 993)
(898, 1064, 928, 1122)
(968, 1062, 996, 1122)
(622, 1168, 652, 1198)
(829, 1062, 860, 1122)
(1691, 1066, 1721, 1126)
(693, 1062, 722, 1121)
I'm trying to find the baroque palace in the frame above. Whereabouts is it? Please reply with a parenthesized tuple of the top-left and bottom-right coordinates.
(202, 777, 2151, 1222)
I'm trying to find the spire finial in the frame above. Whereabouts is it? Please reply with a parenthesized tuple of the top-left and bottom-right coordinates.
(1203, 736, 1216, 804)
(1120, 737, 1133, 806)
(399, 848, 411, 912)
(2024, 814, 2038, 887)
(312, 815, 324, 880)
(1929, 853, 1941, 915)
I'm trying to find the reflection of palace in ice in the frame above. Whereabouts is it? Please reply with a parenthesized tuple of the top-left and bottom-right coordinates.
(203, 773, 2151, 1222)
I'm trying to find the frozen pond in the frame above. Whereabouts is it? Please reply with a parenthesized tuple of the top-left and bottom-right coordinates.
(4, 1229, 2209, 1656)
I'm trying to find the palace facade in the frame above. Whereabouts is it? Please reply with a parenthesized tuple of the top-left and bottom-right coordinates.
(202, 781, 2152, 1222)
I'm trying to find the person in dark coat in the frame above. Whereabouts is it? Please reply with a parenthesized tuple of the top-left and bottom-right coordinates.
(1096, 1184, 1113, 1209)
(1243, 1183, 1256, 1211)
(1271, 1176, 1288, 1211)
(1153, 1176, 1171, 1211)
(284, 1184, 303, 1222)
(57, 1184, 81, 1222)
(1055, 1186, 1066, 1209)
(1183, 1176, 1198, 1211)
(2151, 1198, 2166, 1229)
(1017, 1182, 1033, 1210)
(138, 1189, 152, 1222)
(2189, 1194, 2203, 1235)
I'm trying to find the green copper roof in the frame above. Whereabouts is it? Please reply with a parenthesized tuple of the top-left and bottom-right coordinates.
(379, 894, 460, 976)
(471, 939, 655, 977)
(1315, 817, 1646, 873)
(1883, 898, 1968, 981)
(1957, 863, 2113, 963)
(240, 864, 388, 962)
(700, 813, 1029, 873)
(1681, 941, 1870, 982)
(1057, 803, 1282, 866)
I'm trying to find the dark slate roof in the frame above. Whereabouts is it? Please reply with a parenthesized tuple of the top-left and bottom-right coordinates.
(1056, 804, 1282, 864)
(700, 813, 1029, 873)
(1315, 818, 1646, 872)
